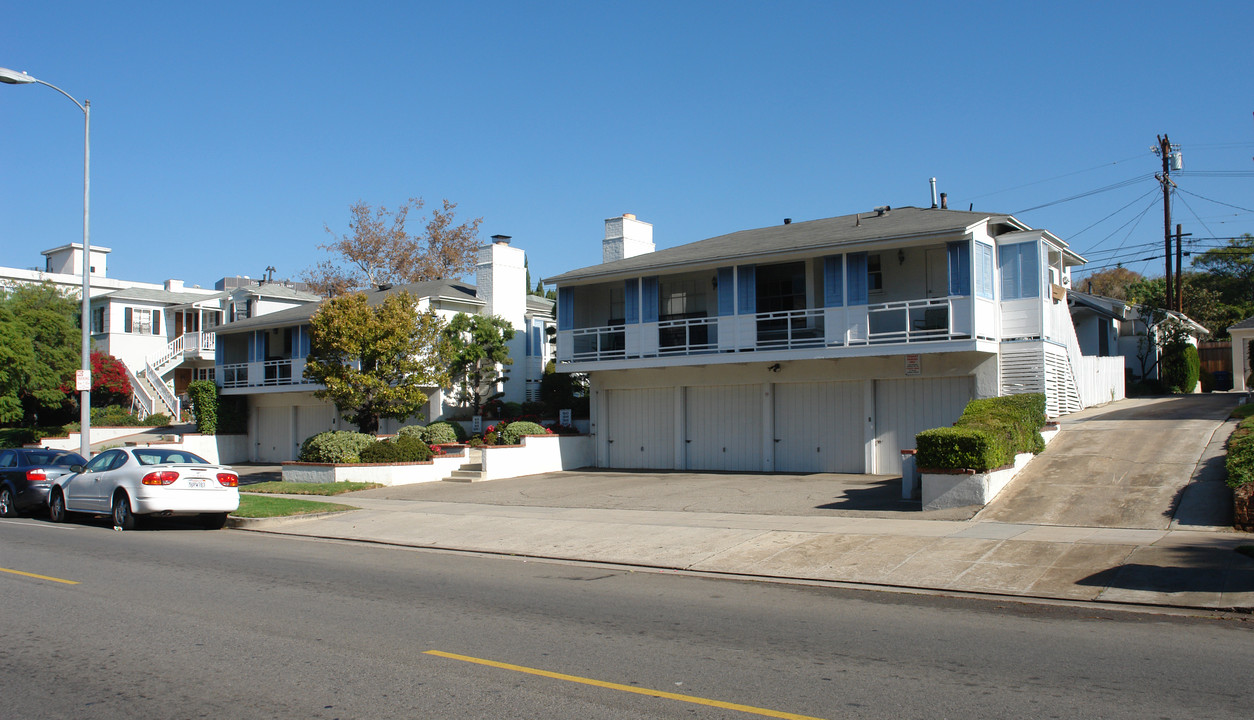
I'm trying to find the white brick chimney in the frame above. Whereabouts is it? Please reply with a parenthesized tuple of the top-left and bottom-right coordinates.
(476, 234, 526, 331)
(603, 213, 654, 263)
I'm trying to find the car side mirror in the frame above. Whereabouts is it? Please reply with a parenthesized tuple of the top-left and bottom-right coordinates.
(70, 464, 85, 473)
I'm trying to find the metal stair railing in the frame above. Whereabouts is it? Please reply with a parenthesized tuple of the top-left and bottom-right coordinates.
(143, 359, 181, 420)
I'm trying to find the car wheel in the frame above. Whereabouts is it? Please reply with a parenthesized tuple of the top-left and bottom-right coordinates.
(200, 512, 229, 530)
(112, 493, 138, 531)
(49, 491, 68, 523)
(0, 486, 15, 518)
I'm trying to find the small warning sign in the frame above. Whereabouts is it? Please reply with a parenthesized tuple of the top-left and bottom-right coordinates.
(75, 369, 91, 391)
(905, 354, 921, 376)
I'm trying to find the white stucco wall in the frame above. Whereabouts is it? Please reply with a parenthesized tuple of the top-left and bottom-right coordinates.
(282, 450, 467, 485)
(479, 434, 594, 479)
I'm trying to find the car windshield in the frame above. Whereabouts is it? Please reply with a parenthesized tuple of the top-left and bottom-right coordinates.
(134, 450, 209, 466)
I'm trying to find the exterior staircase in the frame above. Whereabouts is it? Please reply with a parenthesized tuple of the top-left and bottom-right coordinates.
(444, 448, 487, 482)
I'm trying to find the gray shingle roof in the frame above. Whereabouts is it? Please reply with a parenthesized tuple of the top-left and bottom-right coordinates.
(544, 206, 1021, 284)
(231, 283, 323, 302)
(99, 288, 227, 305)
(214, 280, 483, 335)
(1230, 316, 1254, 331)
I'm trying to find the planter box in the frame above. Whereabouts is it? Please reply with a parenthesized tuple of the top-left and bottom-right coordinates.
(282, 448, 468, 486)
(922, 452, 1034, 510)
(480, 434, 594, 480)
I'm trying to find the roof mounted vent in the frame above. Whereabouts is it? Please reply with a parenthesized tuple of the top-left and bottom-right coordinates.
(378, 283, 392, 291)
(874, 205, 891, 216)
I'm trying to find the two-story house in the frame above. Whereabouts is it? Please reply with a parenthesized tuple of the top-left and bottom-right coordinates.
(214, 236, 556, 462)
(546, 207, 1120, 476)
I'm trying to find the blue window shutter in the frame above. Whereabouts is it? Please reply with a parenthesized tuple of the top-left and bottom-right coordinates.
(299, 325, 311, 357)
(717, 267, 735, 316)
(947, 242, 971, 296)
(823, 255, 844, 308)
(975, 243, 994, 300)
(737, 265, 756, 315)
(557, 288, 573, 331)
(624, 279, 640, 324)
(846, 252, 868, 306)
(215, 341, 223, 365)
(1020, 242, 1040, 298)
(641, 276, 659, 323)
(999, 244, 1020, 299)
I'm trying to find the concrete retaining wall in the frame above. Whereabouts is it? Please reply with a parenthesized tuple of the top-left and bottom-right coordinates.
(920, 424, 1060, 510)
(480, 435, 594, 480)
(282, 448, 468, 485)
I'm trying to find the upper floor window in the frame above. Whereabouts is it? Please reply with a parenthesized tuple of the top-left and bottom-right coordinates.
(123, 307, 160, 335)
(867, 255, 883, 294)
(91, 307, 106, 334)
(756, 262, 806, 313)
(1000, 241, 1040, 300)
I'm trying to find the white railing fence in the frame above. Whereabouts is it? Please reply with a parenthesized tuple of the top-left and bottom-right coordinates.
(144, 359, 180, 419)
(125, 363, 156, 420)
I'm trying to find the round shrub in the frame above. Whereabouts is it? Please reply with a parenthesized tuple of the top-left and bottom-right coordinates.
(359, 435, 434, 463)
(400, 420, 467, 445)
(299, 431, 376, 463)
(1161, 342, 1200, 394)
(498, 421, 548, 445)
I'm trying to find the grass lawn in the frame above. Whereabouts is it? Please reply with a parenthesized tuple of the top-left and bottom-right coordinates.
(233, 494, 355, 518)
(1232, 404, 1254, 421)
(241, 481, 382, 495)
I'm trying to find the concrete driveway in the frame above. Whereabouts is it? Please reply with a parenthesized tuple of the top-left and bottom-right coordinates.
(349, 469, 981, 520)
(978, 394, 1240, 529)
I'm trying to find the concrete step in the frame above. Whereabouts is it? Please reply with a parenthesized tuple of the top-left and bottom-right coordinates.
(444, 469, 488, 483)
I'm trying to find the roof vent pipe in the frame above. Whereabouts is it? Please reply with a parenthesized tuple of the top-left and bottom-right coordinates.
(930, 177, 938, 208)
(940, 193, 948, 210)
(784, 218, 791, 225)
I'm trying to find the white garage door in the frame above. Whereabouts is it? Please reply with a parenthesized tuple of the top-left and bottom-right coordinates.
(774, 381, 865, 473)
(256, 406, 291, 462)
(296, 405, 336, 456)
(874, 377, 972, 475)
(685, 385, 762, 471)
(607, 388, 675, 469)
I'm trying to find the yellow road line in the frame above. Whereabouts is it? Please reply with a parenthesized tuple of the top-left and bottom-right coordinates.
(0, 567, 80, 585)
(424, 650, 827, 720)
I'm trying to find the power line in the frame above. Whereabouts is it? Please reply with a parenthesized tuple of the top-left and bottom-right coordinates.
(1176, 187, 1254, 214)
(1013, 174, 1157, 214)
(968, 152, 1150, 200)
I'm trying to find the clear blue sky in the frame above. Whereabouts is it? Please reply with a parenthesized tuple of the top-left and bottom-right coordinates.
(3, 1, 1252, 290)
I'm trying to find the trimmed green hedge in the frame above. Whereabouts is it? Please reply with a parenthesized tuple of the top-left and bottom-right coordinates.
(299, 431, 376, 463)
(359, 435, 434, 463)
(400, 420, 467, 445)
(1226, 413, 1254, 489)
(915, 393, 1047, 472)
(499, 420, 548, 445)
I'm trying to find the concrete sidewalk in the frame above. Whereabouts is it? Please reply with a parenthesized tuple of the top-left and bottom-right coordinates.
(232, 396, 1254, 611)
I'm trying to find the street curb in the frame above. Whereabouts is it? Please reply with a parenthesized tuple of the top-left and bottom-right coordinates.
(226, 509, 358, 529)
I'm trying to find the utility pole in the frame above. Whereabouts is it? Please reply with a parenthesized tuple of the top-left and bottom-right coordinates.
(1175, 224, 1191, 313)
(1153, 135, 1180, 309)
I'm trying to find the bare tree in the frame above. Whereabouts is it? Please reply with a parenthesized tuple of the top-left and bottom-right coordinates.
(305, 198, 482, 296)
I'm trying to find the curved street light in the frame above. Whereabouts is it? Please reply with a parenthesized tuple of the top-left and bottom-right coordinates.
(1, 67, 93, 458)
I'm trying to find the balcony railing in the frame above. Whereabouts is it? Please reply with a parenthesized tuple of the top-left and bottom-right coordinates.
(558, 295, 986, 364)
(219, 358, 309, 389)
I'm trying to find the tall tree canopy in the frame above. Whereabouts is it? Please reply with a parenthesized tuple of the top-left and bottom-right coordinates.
(0, 283, 80, 424)
(442, 313, 515, 416)
(305, 198, 482, 296)
(1076, 267, 1143, 301)
(303, 291, 451, 433)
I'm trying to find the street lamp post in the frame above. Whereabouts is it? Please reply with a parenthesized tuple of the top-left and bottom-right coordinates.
(1, 67, 93, 459)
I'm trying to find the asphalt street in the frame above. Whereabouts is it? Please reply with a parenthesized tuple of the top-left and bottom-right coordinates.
(2, 515, 1252, 719)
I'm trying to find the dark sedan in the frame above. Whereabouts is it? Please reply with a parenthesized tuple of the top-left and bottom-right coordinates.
(0, 448, 86, 517)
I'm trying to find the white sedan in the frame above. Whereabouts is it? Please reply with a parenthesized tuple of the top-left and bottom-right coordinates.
(49, 447, 240, 530)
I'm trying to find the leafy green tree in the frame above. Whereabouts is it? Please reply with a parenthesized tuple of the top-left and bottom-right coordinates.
(304, 291, 451, 433)
(1189, 234, 1254, 338)
(442, 313, 515, 417)
(0, 283, 79, 425)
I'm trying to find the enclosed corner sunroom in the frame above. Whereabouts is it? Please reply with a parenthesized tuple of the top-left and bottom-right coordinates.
(554, 231, 1078, 370)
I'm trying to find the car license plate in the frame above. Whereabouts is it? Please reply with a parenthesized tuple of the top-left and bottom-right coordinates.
(186, 479, 207, 488)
